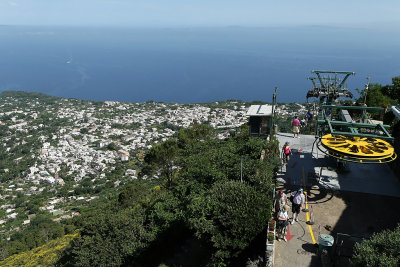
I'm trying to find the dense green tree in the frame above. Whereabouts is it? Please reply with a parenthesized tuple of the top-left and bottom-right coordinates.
(141, 139, 179, 186)
(178, 126, 278, 191)
(177, 124, 216, 148)
(357, 83, 393, 108)
(382, 77, 400, 103)
(0, 215, 65, 259)
(107, 142, 117, 151)
(189, 180, 271, 264)
(63, 186, 182, 266)
(351, 224, 400, 267)
(180, 143, 229, 188)
(118, 182, 150, 208)
(354, 77, 400, 123)
(79, 128, 88, 134)
(147, 190, 183, 230)
(68, 209, 157, 266)
(54, 125, 279, 266)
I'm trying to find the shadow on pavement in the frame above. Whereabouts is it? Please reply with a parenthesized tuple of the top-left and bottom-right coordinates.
(275, 133, 400, 267)
(317, 124, 400, 266)
(327, 191, 400, 266)
(301, 243, 318, 254)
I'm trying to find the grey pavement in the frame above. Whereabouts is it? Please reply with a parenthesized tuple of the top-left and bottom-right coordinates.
(275, 132, 400, 197)
(274, 217, 319, 267)
(273, 132, 400, 267)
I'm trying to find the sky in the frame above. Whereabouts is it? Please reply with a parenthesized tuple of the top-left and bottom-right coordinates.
(0, 0, 400, 29)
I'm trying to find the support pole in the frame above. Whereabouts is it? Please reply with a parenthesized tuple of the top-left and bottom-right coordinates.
(270, 87, 278, 136)
(240, 156, 243, 183)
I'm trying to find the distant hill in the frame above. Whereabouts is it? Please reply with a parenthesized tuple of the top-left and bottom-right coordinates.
(0, 90, 59, 99)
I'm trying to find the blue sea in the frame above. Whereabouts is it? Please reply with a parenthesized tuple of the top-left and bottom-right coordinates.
(0, 25, 399, 103)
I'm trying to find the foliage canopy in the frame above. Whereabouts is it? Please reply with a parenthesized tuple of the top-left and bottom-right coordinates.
(352, 224, 400, 267)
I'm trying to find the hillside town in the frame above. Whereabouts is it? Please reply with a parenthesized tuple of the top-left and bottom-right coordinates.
(0, 92, 309, 235)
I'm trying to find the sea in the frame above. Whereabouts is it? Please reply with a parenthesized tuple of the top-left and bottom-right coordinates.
(0, 25, 399, 103)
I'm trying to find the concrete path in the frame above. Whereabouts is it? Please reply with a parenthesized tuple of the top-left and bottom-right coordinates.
(273, 133, 400, 267)
(274, 216, 320, 267)
(275, 133, 400, 197)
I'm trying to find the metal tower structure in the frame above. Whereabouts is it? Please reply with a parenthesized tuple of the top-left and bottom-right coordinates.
(306, 70, 396, 164)
(307, 70, 354, 105)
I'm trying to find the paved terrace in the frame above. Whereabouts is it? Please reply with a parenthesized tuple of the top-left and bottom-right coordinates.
(273, 133, 400, 267)
(275, 133, 400, 197)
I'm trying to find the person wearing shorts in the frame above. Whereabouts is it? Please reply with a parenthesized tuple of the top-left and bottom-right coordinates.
(291, 188, 305, 224)
(282, 142, 292, 164)
(292, 116, 300, 138)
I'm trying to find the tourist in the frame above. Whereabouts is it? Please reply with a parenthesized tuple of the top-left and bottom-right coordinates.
(292, 116, 300, 138)
(274, 189, 288, 216)
(277, 205, 290, 242)
(291, 188, 305, 224)
(282, 142, 292, 164)
(306, 109, 313, 122)
(300, 118, 307, 127)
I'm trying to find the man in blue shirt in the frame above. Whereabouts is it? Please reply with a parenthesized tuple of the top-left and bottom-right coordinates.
(306, 110, 313, 122)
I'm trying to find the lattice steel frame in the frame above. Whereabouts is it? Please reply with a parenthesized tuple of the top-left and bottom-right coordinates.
(317, 105, 394, 142)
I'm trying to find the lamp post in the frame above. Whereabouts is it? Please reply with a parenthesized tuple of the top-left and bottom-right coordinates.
(240, 155, 243, 183)
(363, 76, 370, 106)
(362, 76, 370, 123)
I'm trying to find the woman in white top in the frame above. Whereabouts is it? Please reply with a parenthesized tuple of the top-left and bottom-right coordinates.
(277, 205, 289, 242)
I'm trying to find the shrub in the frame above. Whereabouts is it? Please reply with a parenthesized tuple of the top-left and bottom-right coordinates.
(351, 224, 400, 267)
(189, 181, 271, 264)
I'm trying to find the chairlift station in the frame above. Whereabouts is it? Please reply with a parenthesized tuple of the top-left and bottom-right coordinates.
(307, 70, 397, 164)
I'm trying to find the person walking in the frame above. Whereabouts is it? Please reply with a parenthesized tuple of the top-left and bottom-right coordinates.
(306, 109, 313, 122)
(277, 204, 290, 241)
(292, 116, 300, 138)
(274, 189, 288, 216)
(291, 188, 305, 224)
(282, 142, 292, 164)
(300, 118, 307, 127)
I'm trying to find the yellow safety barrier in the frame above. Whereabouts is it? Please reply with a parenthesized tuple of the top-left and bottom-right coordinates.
(304, 191, 316, 244)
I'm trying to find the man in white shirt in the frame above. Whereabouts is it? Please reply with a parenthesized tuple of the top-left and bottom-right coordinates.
(291, 188, 305, 224)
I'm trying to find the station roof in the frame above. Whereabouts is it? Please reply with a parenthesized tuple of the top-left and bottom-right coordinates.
(246, 104, 273, 117)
